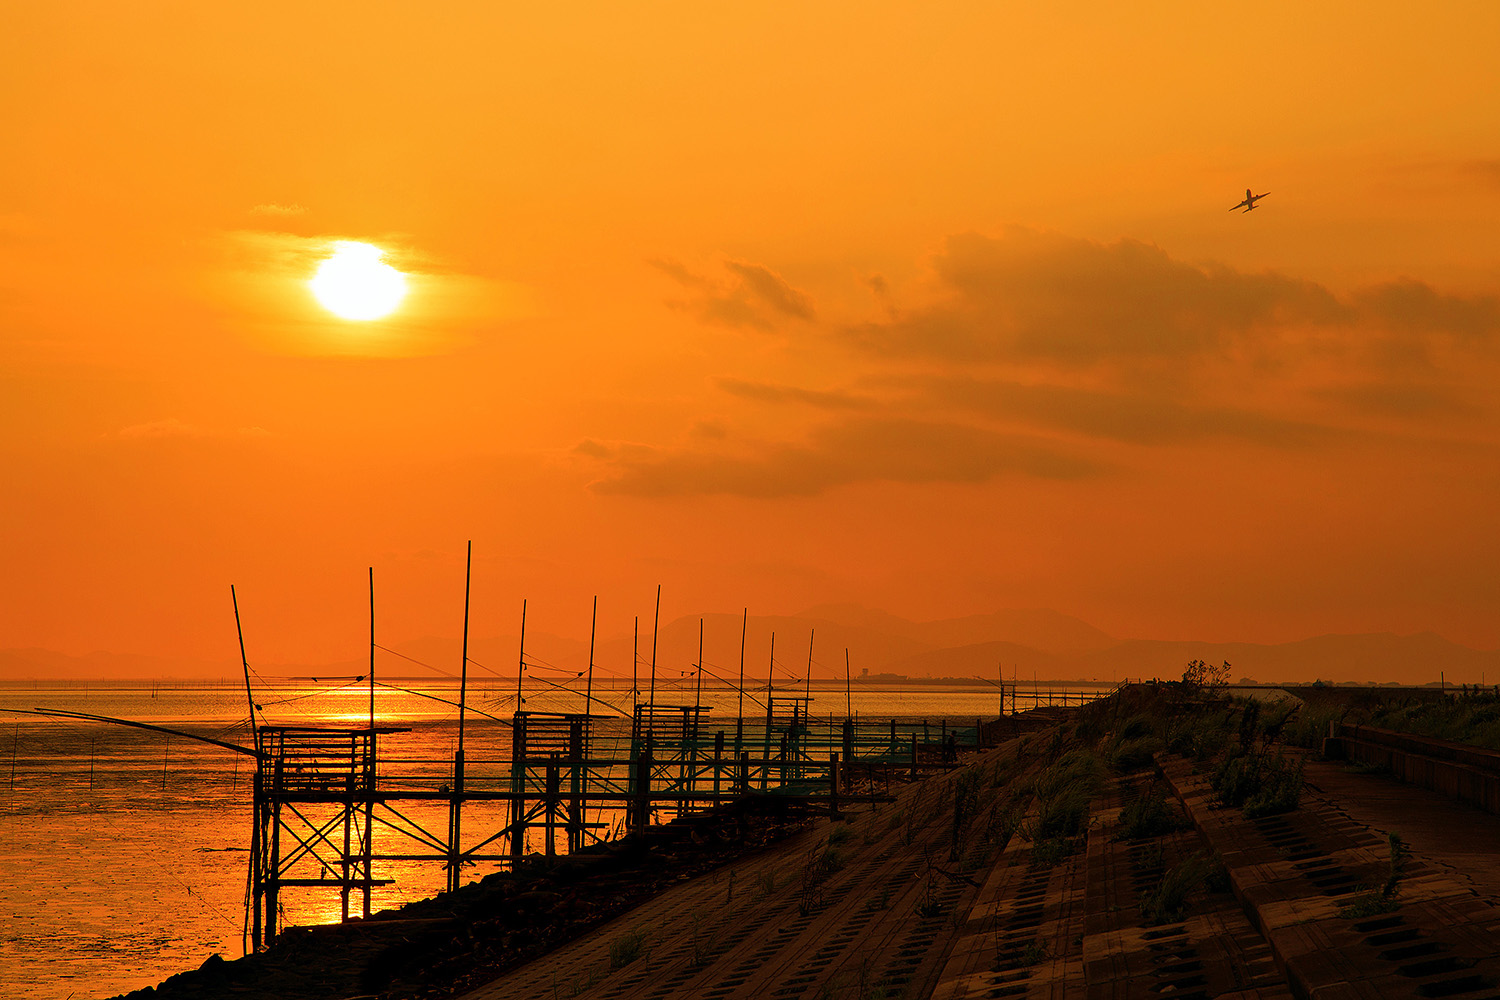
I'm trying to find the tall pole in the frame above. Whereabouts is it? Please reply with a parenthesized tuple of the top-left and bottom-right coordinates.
(694, 618, 705, 714)
(586, 596, 598, 718)
(805, 629, 815, 704)
(632, 616, 639, 710)
(458, 542, 472, 753)
(231, 585, 262, 950)
(845, 648, 852, 719)
(736, 608, 747, 755)
(693, 617, 705, 791)
(231, 586, 256, 741)
(451, 541, 473, 893)
(364, 567, 375, 918)
(648, 585, 660, 721)
(768, 632, 774, 695)
(763, 632, 775, 789)
(368, 569, 375, 732)
(516, 599, 528, 708)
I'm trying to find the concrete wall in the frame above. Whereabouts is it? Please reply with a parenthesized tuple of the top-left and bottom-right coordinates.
(1324, 723, 1500, 815)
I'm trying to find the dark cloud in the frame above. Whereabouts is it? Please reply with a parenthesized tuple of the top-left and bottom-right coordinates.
(598, 230, 1498, 501)
(653, 258, 815, 331)
(900, 375, 1341, 447)
(586, 417, 1100, 498)
(573, 439, 614, 459)
(1314, 382, 1478, 418)
(724, 262, 815, 320)
(689, 419, 730, 440)
(1354, 280, 1500, 341)
(1461, 159, 1500, 187)
(846, 228, 1345, 365)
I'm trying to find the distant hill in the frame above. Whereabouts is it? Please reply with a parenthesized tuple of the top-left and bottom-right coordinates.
(583, 612, 934, 687)
(1069, 632, 1500, 686)
(882, 640, 1065, 680)
(3, 610, 1496, 687)
(798, 604, 1115, 656)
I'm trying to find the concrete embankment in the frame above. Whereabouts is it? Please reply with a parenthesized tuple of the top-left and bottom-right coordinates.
(1163, 752, 1500, 1000)
(461, 706, 1500, 1000)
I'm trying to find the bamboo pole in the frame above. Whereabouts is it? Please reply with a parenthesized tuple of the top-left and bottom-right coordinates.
(364, 567, 375, 919)
(648, 585, 660, 721)
(736, 608, 747, 756)
(516, 597, 527, 708)
(844, 648, 851, 719)
(586, 595, 598, 720)
(451, 541, 473, 893)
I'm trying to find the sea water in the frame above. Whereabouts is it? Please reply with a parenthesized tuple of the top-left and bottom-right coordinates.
(0, 678, 1104, 998)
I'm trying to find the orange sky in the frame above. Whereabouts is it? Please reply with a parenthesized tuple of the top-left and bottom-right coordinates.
(3, 2, 1498, 665)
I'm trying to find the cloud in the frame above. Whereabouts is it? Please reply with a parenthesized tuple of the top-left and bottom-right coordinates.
(845, 228, 1346, 366)
(250, 203, 306, 216)
(590, 228, 1499, 501)
(715, 377, 877, 411)
(1313, 382, 1478, 418)
(1461, 160, 1500, 187)
(897, 375, 1342, 447)
(653, 258, 815, 330)
(689, 419, 730, 440)
(1353, 279, 1500, 341)
(116, 418, 208, 440)
(573, 438, 614, 459)
(833, 227, 1500, 426)
(586, 417, 1100, 498)
(114, 420, 273, 441)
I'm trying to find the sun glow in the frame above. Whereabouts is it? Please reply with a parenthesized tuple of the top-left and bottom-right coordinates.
(309, 241, 408, 320)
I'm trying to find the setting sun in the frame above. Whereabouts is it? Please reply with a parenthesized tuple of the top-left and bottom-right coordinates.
(309, 241, 407, 320)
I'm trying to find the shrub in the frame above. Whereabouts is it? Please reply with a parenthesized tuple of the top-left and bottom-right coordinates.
(1282, 703, 1345, 751)
(1182, 659, 1231, 692)
(1237, 699, 1262, 751)
(609, 927, 648, 969)
(1029, 749, 1102, 841)
(1381, 832, 1410, 901)
(1117, 713, 1156, 743)
(1258, 699, 1300, 744)
(1242, 752, 1304, 818)
(1115, 785, 1184, 841)
(1212, 746, 1304, 817)
(1338, 835, 1407, 922)
(1108, 735, 1163, 774)
(1140, 851, 1216, 925)
(1030, 836, 1075, 869)
(1167, 707, 1232, 760)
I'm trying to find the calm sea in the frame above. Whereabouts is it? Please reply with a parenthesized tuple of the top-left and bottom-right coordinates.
(0, 678, 1105, 998)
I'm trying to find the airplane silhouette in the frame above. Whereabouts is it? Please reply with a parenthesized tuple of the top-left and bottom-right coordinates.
(1231, 188, 1269, 212)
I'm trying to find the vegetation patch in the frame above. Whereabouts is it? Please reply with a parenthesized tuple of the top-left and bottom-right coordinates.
(1028, 749, 1101, 841)
(1140, 851, 1216, 925)
(1211, 745, 1304, 818)
(1030, 835, 1076, 869)
(609, 927, 649, 969)
(1115, 784, 1186, 841)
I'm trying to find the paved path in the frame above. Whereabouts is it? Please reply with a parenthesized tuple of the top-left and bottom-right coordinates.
(1301, 756, 1500, 905)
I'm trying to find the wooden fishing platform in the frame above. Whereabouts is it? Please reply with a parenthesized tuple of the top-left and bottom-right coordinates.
(245, 700, 1000, 948)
